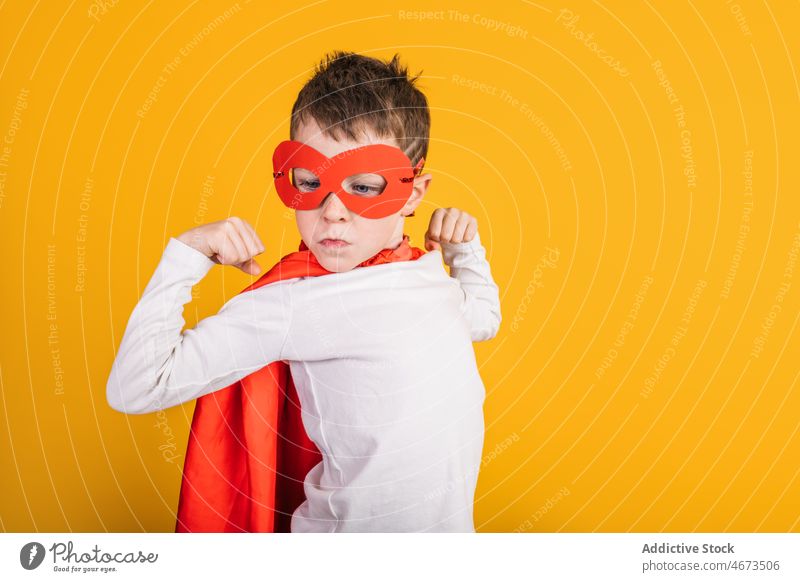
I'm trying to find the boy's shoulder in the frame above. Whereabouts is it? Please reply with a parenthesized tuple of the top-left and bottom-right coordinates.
(274, 251, 450, 296)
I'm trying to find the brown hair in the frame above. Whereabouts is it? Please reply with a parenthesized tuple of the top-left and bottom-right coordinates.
(289, 50, 430, 167)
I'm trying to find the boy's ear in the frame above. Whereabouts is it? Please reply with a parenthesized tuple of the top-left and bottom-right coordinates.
(401, 173, 432, 217)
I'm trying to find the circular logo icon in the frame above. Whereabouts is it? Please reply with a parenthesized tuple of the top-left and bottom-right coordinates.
(20, 542, 46, 570)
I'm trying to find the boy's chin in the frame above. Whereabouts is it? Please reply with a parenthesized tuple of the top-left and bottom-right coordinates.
(313, 248, 359, 273)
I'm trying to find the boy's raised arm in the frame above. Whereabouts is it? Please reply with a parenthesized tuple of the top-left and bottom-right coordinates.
(106, 219, 292, 415)
(440, 232, 502, 342)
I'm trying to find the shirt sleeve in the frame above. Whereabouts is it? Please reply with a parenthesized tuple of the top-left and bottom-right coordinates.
(439, 232, 502, 342)
(106, 237, 294, 414)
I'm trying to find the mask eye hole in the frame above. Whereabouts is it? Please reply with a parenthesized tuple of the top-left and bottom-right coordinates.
(290, 168, 321, 192)
(341, 173, 387, 197)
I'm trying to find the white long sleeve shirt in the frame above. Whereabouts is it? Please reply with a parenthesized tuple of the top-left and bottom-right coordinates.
(107, 233, 502, 532)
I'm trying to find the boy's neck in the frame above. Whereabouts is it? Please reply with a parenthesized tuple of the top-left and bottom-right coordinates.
(384, 219, 406, 250)
(385, 236, 403, 250)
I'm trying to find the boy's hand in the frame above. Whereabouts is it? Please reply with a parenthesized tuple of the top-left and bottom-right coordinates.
(424, 208, 478, 251)
(177, 217, 265, 275)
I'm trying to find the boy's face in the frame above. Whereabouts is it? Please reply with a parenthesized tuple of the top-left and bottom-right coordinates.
(292, 117, 432, 273)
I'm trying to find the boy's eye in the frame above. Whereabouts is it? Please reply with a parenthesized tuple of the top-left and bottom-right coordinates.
(352, 183, 379, 195)
(290, 168, 321, 193)
(298, 179, 320, 192)
(342, 174, 387, 197)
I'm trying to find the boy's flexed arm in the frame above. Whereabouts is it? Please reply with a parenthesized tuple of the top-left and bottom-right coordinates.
(106, 218, 292, 415)
(425, 208, 502, 342)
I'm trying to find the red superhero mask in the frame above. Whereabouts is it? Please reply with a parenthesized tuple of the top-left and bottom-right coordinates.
(272, 140, 425, 219)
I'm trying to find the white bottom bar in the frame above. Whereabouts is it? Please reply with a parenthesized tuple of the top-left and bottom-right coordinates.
(1, 533, 798, 581)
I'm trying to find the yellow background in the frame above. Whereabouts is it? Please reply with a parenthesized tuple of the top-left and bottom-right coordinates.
(1, 0, 798, 533)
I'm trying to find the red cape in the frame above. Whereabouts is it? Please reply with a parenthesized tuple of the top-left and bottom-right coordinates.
(175, 235, 426, 532)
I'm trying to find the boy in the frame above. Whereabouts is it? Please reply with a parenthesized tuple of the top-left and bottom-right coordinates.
(107, 51, 501, 532)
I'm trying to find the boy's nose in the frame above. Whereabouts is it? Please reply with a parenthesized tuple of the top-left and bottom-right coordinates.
(321, 192, 349, 221)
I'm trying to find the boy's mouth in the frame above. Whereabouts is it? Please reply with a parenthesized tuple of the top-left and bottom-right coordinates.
(319, 238, 351, 249)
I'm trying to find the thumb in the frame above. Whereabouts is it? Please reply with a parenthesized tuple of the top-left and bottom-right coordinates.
(238, 258, 262, 275)
(425, 240, 441, 251)
(424, 233, 441, 251)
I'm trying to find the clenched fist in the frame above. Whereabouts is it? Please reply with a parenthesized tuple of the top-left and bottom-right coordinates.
(177, 217, 265, 275)
(424, 208, 478, 251)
